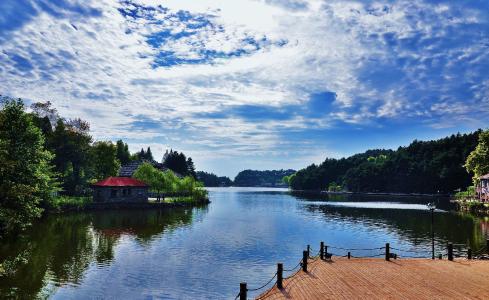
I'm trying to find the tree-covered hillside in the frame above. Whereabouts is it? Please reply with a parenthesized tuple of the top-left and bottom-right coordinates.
(234, 169, 296, 187)
(290, 131, 481, 194)
(196, 171, 233, 187)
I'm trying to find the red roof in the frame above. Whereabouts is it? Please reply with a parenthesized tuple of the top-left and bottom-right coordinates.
(92, 177, 148, 187)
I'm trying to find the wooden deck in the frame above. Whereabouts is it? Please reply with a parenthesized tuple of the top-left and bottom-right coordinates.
(258, 258, 489, 299)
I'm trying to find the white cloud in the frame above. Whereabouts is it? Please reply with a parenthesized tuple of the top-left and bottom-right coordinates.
(1, 0, 489, 176)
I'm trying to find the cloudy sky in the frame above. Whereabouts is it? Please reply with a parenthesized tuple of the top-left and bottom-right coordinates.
(1, 0, 489, 177)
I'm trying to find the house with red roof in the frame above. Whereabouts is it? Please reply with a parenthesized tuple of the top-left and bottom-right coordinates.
(92, 177, 149, 203)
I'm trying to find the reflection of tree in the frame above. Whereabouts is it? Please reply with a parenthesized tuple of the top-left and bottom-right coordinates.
(0, 207, 201, 298)
(303, 202, 487, 251)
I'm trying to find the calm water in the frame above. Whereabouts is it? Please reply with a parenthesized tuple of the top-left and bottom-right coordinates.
(1, 188, 488, 299)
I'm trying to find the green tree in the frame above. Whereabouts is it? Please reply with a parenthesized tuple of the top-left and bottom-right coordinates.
(90, 141, 121, 180)
(115, 140, 131, 165)
(465, 130, 489, 183)
(186, 157, 196, 178)
(133, 162, 166, 201)
(0, 98, 58, 236)
(50, 118, 92, 195)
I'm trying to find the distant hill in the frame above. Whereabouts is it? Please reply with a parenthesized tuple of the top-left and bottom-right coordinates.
(234, 169, 296, 187)
(290, 130, 481, 193)
(196, 171, 233, 187)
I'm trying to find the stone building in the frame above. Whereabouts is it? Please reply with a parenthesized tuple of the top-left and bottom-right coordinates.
(92, 177, 149, 203)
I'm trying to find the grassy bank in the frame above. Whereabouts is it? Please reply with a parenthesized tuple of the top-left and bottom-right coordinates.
(455, 198, 489, 215)
(45, 194, 209, 213)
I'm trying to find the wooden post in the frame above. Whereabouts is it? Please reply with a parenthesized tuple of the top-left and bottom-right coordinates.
(487, 240, 489, 254)
(438, 254, 442, 260)
(320, 242, 324, 260)
(468, 248, 472, 260)
(277, 263, 283, 289)
(348, 252, 351, 259)
(385, 243, 390, 261)
(307, 245, 310, 257)
(302, 250, 308, 272)
(448, 243, 453, 261)
(240, 282, 247, 300)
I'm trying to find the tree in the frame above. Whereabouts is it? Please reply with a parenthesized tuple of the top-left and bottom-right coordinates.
(115, 140, 131, 165)
(465, 130, 489, 183)
(146, 147, 153, 161)
(162, 149, 189, 175)
(186, 157, 196, 178)
(133, 162, 166, 201)
(0, 98, 58, 236)
(90, 141, 121, 180)
(50, 118, 92, 195)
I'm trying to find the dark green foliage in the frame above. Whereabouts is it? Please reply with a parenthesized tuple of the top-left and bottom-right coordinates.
(162, 149, 196, 177)
(186, 158, 196, 178)
(115, 140, 131, 165)
(0, 98, 58, 236)
(49, 119, 92, 195)
(234, 169, 296, 187)
(290, 131, 481, 193)
(196, 171, 233, 187)
(137, 147, 154, 161)
(89, 141, 120, 181)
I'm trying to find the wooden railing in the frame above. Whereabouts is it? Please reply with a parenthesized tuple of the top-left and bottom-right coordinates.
(236, 239, 489, 300)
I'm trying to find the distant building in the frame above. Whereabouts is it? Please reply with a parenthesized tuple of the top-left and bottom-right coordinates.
(477, 174, 489, 202)
(119, 160, 182, 178)
(92, 177, 149, 203)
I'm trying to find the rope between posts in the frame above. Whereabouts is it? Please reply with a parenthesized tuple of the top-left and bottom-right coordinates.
(328, 246, 385, 251)
(283, 260, 302, 272)
(247, 272, 277, 292)
(390, 247, 430, 254)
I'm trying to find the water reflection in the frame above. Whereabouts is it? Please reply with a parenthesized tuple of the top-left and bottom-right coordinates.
(0, 208, 202, 299)
(0, 189, 487, 299)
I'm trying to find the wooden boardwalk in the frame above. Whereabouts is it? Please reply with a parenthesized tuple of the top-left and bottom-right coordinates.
(258, 258, 489, 299)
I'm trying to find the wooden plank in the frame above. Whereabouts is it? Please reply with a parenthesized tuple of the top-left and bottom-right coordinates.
(257, 258, 489, 299)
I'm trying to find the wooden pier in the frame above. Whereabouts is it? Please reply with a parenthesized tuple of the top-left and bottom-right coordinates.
(257, 258, 489, 299)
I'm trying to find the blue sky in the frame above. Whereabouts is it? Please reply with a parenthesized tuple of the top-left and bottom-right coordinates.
(1, 0, 489, 177)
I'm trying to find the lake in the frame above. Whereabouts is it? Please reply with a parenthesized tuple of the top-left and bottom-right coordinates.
(1, 187, 488, 299)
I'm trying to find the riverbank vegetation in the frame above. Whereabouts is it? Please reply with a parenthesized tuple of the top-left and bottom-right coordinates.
(133, 163, 207, 202)
(288, 131, 481, 194)
(0, 97, 206, 238)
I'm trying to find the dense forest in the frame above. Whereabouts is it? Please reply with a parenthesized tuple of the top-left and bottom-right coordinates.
(196, 171, 233, 187)
(289, 131, 482, 194)
(234, 169, 296, 187)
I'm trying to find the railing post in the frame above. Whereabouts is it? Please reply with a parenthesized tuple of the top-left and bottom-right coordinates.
(385, 243, 390, 261)
(438, 254, 442, 260)
(468, 248, 472, 260)
(320, 241, 324, 260)
(240, 282, 247, 300)
(447, 243, 453, 261)
(302, 250, 308, 272)
(325, 245, 328, 256)
(307, 245, 310, 257)
(348, 252, 351, 259)
(277, 263, 283, 289)
(487, 239, 489, 254)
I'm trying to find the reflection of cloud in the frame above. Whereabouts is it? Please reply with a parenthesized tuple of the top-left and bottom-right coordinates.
(1, 0, 489, 176)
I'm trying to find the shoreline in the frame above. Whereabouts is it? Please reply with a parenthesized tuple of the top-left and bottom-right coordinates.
(289, 189, 451, 198)
(46, 198, 210, 214)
